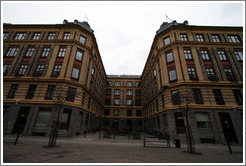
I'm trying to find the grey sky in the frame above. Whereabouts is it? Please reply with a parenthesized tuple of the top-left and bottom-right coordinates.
(2, 1, 244, 75)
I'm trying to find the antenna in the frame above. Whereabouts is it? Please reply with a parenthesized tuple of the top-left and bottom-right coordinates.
(165, 14, 173, 22)
(83, 14, 90, 22)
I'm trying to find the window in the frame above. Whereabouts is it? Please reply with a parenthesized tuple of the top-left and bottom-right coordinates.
(180, 34, 188, 41)
(34, 108, 51, 130)
(136, 110, 142, 117)
(212, 34, 220, 42)
(224, 68, 235, 81)
(232, 90, 243, 105)
(166, 51, 174, 63)
(127, 81, 133, 87)
(161, 94, 165, 107)
(45, 85, 56, 100)
(213, 89, 224, 105)
(107, 81, 112, 86)
(75, 50, 83, 61)
(41, 47, 50, 57)
(228, 35, 240, 43)
(196, 113, 211, 128)
(127, 90, 133, 96)
(3, 32, 8, 39)
(34, 65, 44, 76)
(18, 65, 28, 76)
(206, 68, 217, 81)
(126, 99, 133, 106)
(184, 48, 192, 60)
(3, 64, 11, 76)
(106, 89, 111, 95)
(172, 90, 181, 105)
(155, 99, 159, 111)
(87, 97, 91, 109)
(79, 35, 86, 44)
(15, 33, 26, 40)
(200, 50, 209, 60)
(82, 92, 86, 105)
(71, 67, 80, 79)
(127, 110, 132, 116)
(136, 100, 141, 106)
(48, 32, 55, 40)
(234, 50, 243, 61)
(26, 85, 37, 99)
(115, 81, 120, 86)
(169, 69, 177, 82)
(196, 34, 204, 42)
(66, 87, 76, 102)
(57, 47, 67, 57)
(163, 37, 170, 45)
(25, 47, 35, 57)
(135, 81, 141, 87)
(32, 32, 41, 40)
(7, 84, 19, 98)
(114, 99, 120, 105)
(193, 89, 204, 104)
(63, 32, 70, 39)
(6, 47, 19, 57)
(153, 68, 157, 77)
(52, 65, 62, 77)
(91, 67, 95, 76)
(114, 110, 119, 116)
(217, 50, 227, 61)
(114, 90, 120, 96)
(188, 67, 198, 80)
(104, 109, 110, 116)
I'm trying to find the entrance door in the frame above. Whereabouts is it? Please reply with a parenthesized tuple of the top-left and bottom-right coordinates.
(218, 113, 238, 143)
(12, 107, 30, 134)
(60, 109, 71, 130)
(175, 112, 186, 134)
(113, 119, 119, 130)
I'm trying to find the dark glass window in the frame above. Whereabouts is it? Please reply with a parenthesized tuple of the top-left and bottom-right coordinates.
(217, 50, 227, 61)
(52, 65, 62, 77)
(114, 90, 120, 96)
(127, 110, 132, 116)
(136, 110, 142, 117)
(196, 113, 211, 128)
(41, 47, 50, 57)
(75, 50, 83, 61)
(82, 92, 86, 105)
(114, 110, 119, 116)
(87, 97, 91, 108)
(180, 34, 188, 41)
(126, 99, 133, 106)
(7, 84, 19, 98)
(15, 33, 26, 39)
(34, 65, 44, 77)
(212, 34, 220, 42)
(63, 32, 70, 39)
(71, 67, 80, 79)
(169, 69, 177, 82)
(127, 81, 133, 87)
(193, 89, 204, 104)
(32, 32, 41, 40)
(48, 32, 55, 40)
(127, 90, 133, 96)
(104, 109, 110, 116)
(26, 85, 37, 99)
(6, 47, 19, 57)
(161, 94, 165, 107)
(234, 50, 243, 61)
(188, 67, 198, 80)
(163, 37, 171, 45)
(224, 68, 236, 81)
(18, 65, 28, 76)
(155, 99, 159, 111)
(66, 87, 76, 102)
(57, 47, 67, 57)
(45, 85, 56, 100)
(201, 50, 209, 60)
(166, 52, 174, 63)
(79, 35, 86, 44)
(196, 34, 204, 42)
(228, 35, 240, 43)
(184, 48, 192, 60)
(232, 90, 243, 105)
(3, 32, 8, 39)
(25, 47, 35, 57)
(213, 89, 224, 105)
(206, 68, 217, 81)
(3, 64, 11, 76)
(114, 99, 120, 105)
(115, 81, 121, 86)
(172, 90, 181, 105)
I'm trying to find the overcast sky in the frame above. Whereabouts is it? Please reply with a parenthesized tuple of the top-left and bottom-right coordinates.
(2, 1, 244, 75)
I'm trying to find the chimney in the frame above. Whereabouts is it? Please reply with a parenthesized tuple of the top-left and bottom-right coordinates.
(183, 20, 189, 25)
(63, 19, 68, 24)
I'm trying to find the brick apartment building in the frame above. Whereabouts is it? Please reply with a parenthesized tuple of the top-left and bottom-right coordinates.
(3, 19, 243, 144)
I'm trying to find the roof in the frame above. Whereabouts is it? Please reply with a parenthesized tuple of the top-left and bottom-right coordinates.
(107, 75, 141, 79)
(62, 19, 94, 33)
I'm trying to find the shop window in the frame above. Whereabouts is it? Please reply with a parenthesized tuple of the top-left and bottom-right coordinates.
(196, 112, 211, 128)
(34, 108, 51, 130)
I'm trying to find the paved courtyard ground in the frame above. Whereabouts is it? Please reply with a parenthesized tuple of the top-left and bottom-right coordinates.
(2, 132, 244, 164)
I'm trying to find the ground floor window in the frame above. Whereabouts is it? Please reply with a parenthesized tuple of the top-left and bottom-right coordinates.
(195, 112, 211, 128)
(34, 108, 51, 131)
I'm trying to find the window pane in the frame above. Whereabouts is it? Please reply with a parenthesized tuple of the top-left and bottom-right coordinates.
(34, 109, 51, 130)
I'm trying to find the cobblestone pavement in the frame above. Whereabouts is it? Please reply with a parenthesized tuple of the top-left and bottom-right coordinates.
(2, 133, 244, 164)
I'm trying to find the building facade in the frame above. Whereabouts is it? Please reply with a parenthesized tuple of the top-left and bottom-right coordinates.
(2, 20, 243, 144)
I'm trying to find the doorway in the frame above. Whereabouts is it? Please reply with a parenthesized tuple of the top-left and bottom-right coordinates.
(218, 113, 238, 143)
(12, 107, 30, 134)
(60, 109, 71, 130)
